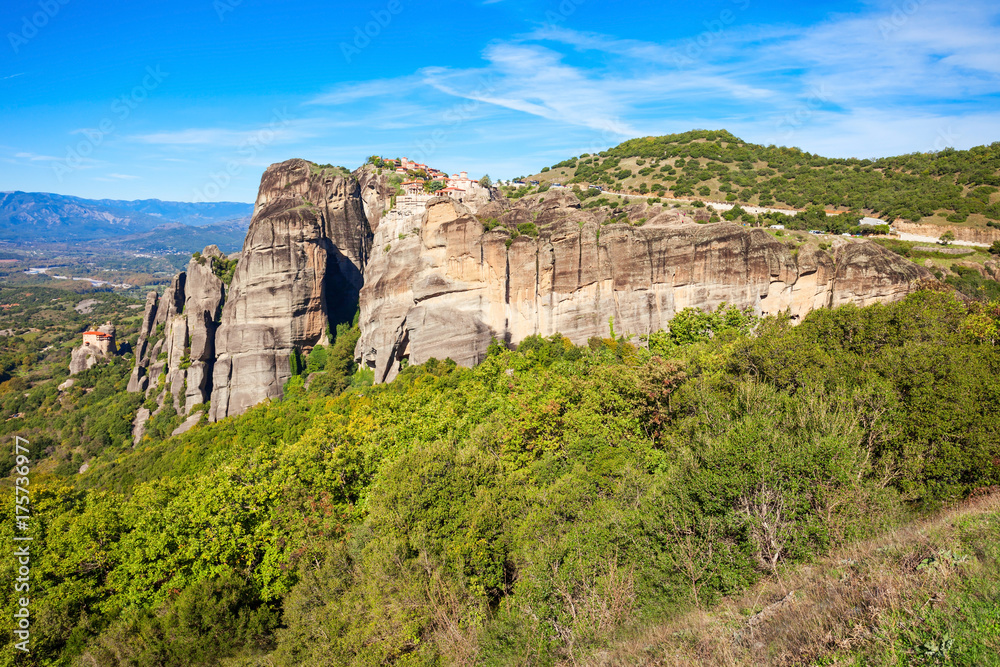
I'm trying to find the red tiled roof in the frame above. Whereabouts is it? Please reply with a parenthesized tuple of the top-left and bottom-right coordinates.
(83, 331, 112, 337)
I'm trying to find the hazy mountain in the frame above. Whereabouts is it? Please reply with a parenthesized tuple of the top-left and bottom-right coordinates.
(0, 191, 253, 242)
(93, 218, 251, 254)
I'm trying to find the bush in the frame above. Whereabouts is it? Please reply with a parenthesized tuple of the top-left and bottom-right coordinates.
(516, 222, 539, 238)
(9, 288, 1000, 666)
(84, 576, 278, 665)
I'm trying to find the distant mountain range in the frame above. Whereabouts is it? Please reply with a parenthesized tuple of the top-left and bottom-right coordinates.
(0, 191, 254, 245)
(93, 219, 252, 254)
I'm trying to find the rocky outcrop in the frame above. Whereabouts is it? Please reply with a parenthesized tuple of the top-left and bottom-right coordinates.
(69, 322, 118, 375)
(128, 246, 227, 441)
(356, 194, 933, 382)
(127, 159, 380, 423)
(132, 407, 150, 445)
(894, 221, 1000, 245)
(356, 164, 395, 233)
(208, 160, 374, 421)
(126, 291, 161, 392)
(986, 260, 1000, 281)
(171, 412, 204, 437)
(128, 159, 941, 420)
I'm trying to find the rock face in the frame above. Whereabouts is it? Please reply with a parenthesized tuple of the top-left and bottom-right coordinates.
(356, 164, 395, 233)
(128, 159, 377, 424)
(894, 220, 1000, 246)
(129, 159, 938, 422)
(128, 246, 227, 439)
(128, 247, 225, 410)
(356, 193, 933, 382)
(208, 159, 374, 421)
(69, 322, 118, 375)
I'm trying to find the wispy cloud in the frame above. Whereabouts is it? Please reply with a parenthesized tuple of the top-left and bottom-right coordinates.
(131, 128, 259, 146)
(307, 77, 424, 105)
(279, 3, 999, 167)
(7, 150, 103, 170)
(15, 151, 62, 162)
(419, 43, 640, 136)
(129, 119, 315, 148)
(6, 0, 996, 201)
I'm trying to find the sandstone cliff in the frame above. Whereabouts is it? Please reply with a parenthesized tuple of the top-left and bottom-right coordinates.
(356, 192, 933, 382)
(128, 246, 227, 441)
(894, 220, 1000, 246)
(128, 160, 938, 423)
(208, 159, 374, 421)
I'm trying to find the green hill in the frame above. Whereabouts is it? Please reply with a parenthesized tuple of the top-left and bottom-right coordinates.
(525, 130, 1000, 228)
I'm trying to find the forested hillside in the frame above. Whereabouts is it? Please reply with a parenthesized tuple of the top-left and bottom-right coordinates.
(1, 289, 999, 666)
(0, 286, 146, 478)
(526, 130, 1000, 228)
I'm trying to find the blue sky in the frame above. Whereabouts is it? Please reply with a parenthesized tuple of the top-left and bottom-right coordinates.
(1, 0, 998, 203)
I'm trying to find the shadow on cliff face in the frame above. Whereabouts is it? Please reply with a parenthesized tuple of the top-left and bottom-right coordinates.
(324, 243, 364, 330)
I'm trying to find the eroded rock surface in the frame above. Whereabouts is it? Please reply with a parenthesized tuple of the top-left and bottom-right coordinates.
(128, 160, 937, 422)
(357, 194, 932, 382)
(208, 160, 374, 420)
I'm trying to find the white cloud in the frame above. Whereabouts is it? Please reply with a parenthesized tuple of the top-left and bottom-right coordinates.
(15, 151, 63, 162)
(418, 44, 640, 137)
(307, 77, 422, 106)
(129, 118, 315, 148)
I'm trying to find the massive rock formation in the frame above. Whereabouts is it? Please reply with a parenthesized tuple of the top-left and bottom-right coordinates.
(128, 245, 226, 437)
(208, 159, 374, 420)
(128, 160, 936, 424)
(356, 192, 933, 382)
(129, 160, 377, 424)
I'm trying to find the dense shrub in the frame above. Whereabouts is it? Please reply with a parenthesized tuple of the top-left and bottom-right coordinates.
(2, 291, 998, 665)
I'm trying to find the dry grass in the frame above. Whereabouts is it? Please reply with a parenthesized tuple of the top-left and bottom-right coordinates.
(576, 491, 1000, 667)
